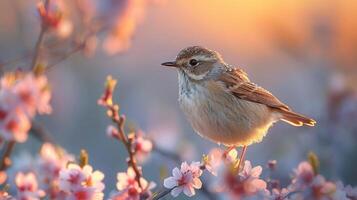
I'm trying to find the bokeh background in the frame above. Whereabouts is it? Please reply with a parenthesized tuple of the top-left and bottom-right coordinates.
(1, 0, 357, 198)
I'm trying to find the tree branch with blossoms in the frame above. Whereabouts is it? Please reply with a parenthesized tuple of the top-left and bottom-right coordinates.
(98, 76, 144, 188)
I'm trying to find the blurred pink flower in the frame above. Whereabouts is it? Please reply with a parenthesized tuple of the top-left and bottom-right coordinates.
(163, 162, 203, 197)
(290, 161, 349, 200)
(0, 73, 51, 143)
(36, 143, 74, 199)
(131, 131, 152, 162)
(290, 161, 315, 190)
(0, 171, 7, 185)
(106, 125, 119, 138)
(291, 175, 342, 200)
(103, 0, 162, 54)
(15, 172, 45, 200)
(12, 74, 51, 116)
(204, 148, 240, 177)
(267, 160, 277, 171)
(345, 185, 357, 199)
(132, 131, 152, 154)
(59, 164, 105, 200)
(223, 160, 267, 199)
(0, 190, 14, 200)
(103, 0, 144, 54)
(224, 148, 238, 164)
(37, 0, 73, 38)
(271, 188, 290, 200)
(0, 109, 31, 142)
(115, 167, 155, 200)
(204, 148, 224, 176)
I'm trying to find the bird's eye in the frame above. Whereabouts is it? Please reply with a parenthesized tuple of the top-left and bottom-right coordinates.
(189, 59, 198, 66)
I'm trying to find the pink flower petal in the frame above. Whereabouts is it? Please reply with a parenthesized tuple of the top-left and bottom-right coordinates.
(171, 187, 183, 197)
(164, 177, 178, 189)
(183, 185, 195, 197)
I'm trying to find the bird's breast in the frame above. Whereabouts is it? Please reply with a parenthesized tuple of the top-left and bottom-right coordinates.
(178, 79, 275, 146)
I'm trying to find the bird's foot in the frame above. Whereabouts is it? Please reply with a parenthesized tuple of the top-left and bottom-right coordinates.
(236, 145, 248, 172)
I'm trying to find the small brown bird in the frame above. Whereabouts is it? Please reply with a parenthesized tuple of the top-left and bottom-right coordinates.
(162, 46, 315, 167)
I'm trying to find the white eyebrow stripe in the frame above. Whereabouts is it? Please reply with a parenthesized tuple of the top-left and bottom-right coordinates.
(192, 55, 215, 62)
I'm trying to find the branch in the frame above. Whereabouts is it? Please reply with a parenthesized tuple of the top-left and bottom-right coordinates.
(152, 186, 176, 200)
(153, 144, 181, 162)
(30, 121, 54, 144)
(0, 141, 15, 171)
(106, 104, 144, 189)
(30, 0, 51, 70)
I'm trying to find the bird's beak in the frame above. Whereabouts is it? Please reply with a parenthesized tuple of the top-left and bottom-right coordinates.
(161, 61, 178, 68)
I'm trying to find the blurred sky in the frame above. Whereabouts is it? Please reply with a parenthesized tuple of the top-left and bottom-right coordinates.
(1, 0, 357, 197)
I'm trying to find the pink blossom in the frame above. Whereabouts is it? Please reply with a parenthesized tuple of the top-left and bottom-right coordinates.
(345, 185, 357, 200)
(107, 125, 119, 138)
(131, 131, 153, 162)
(97, 76, 117, 107)
(0, 171, 7, 185)
(290, 161, 315, 190)
(204, 148, 238, 176)
(59, 164, 105, 200)
(12, 74, 51, 116)
(290, 162, 348, 200)
(163, 162, 203, 197)
(36, 143, 74, 199)
(132, 131, 152, 154)
(37, 0, 73, 38)
(290, 175, 343, 200)
(15, 172, 45, 200)
(115, 167, 155, 200)
(270, 188, 290, 200)
(267, 160, 277, 171)
(0, 190, 14, 200)
(204, 148, 224, 176)
(0, 109, 31, 143)
(223, 160, 267, 199)
(103, 0, 164, 54)
(0, 73, 51, 143)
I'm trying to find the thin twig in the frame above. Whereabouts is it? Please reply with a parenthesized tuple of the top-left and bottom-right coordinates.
(153, 145, 181, 162)
(46, 44, 84, 71)
(30, 0, 51, 70)
(152, 186, 176, 200)
(30, 121, 54, 144)
(0, 141, 15, 171)
(106, 105, 144, 189)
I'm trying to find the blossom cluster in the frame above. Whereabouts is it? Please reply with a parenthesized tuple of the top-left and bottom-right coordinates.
(163, 148, 357, 200)
(59, 164, 105, 200)
(4, 143, 105, 200)
(0, 72, 51, 143)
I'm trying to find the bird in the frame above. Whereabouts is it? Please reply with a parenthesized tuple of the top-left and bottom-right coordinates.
(161, 46, 316, 169)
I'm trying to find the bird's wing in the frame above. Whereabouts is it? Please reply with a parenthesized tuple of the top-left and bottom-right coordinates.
(218, 67, 290, 111)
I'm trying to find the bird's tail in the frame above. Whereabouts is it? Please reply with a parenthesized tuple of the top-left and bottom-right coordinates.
(278, 109, 316, 127)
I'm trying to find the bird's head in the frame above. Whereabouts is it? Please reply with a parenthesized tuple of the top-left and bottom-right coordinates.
(162, 46, 224, 81)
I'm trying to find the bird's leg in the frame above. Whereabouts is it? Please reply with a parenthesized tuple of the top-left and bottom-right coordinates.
(236, 145, 248, 172)
(223, 146, 235, 158)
